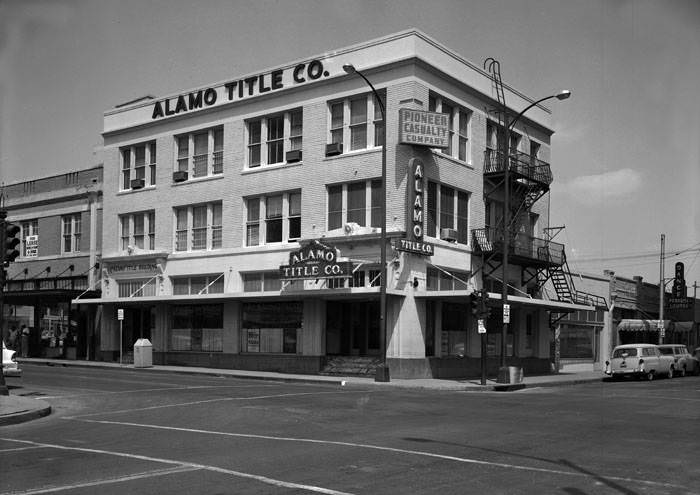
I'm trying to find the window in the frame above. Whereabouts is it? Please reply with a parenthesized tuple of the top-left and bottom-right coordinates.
(327, 180, 381, 231)
(245, 191, 301, 246)
(175, 127, 224, 179)
(119, 211, 156, 252)
(327, 91, 385, 152)
(426, 182, 470, 244)
(61, 214, 81, 254)
(173, 202, 223, 252)
(172, 274, 224, 295)
(246, 109, 303, 168)
(242, 302, 302, 354)
(171, 304, 223, 352)
(242, 272, 282, 292)
(426, 267, 470, 291)
(121, 141, 156, 190)
(429, 93, 472, 163)
(118, 279, 157, 297)
(21, 220, 39, 257)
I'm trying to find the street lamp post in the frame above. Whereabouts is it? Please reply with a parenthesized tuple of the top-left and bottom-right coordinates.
(497, 90, 571, 383)
(343, 64, 390, 382)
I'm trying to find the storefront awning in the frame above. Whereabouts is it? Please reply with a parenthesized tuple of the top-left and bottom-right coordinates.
(414, 290, 594, 312)
(617, 319, 673, 332)
(72, 287, 406, 305)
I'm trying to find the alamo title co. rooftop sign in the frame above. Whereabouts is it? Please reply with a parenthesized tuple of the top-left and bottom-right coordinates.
(399, 109, 450, 148)
(150, 59, 333, 120)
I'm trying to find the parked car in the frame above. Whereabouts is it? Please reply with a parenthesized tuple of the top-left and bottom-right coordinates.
(658, 344, 699, 376)
(693, 347, 700, 374)
(604, 343, 675, 380)
(2, 341, 22, 377)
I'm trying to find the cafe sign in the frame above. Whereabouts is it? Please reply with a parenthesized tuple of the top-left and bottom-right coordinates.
(280, 240, 352, 280)
(399, 109, 450, 148)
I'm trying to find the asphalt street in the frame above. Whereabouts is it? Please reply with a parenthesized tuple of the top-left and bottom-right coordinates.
(1, 363, 699, 494)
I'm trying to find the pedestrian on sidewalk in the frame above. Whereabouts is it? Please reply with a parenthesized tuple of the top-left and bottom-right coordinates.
(20, 325, 30, 358)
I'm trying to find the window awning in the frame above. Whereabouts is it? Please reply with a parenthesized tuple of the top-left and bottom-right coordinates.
(617, 319, 673, 332)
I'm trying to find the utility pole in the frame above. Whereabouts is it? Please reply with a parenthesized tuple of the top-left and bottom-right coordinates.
(659, 234, 665, 344)
(0, 210, 10, 395)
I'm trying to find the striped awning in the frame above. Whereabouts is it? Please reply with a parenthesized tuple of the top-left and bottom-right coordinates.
(617, 319, 672, 332)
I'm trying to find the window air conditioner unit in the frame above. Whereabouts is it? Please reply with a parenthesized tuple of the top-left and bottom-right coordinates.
(173, 171, 188, 183)
(286, 149, 302, 163)
(325, 143, 343, 157)
(130, 178, 145, 190)
(441, 228, 459, 243)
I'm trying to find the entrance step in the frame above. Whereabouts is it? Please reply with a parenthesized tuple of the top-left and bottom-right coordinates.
(320, 356, 382, 376)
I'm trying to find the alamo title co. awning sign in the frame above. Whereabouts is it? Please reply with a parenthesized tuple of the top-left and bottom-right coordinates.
(399, 109, 450, 148)
(280, 240, 352, 281)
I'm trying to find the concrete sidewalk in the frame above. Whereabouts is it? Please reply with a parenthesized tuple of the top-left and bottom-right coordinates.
(1, 358, 603, 426)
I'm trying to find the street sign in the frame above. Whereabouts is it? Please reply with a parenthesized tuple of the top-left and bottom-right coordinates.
(477, 319, 486, 334)
(117, 308, 124, 321)
(503, 304, 510, 323)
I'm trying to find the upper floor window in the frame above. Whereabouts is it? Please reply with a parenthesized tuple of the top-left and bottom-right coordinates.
(61, 214, 82, 254)
(426, 182, 470, 244)
(429, 94, 472, 163)
(121, 141, 156, 190)
(176, 127, 223, 179)
(172, 274, 224, 295)
(245, 191, 301, 246)
(247, 109, 303, 168)
(328, 92, 385, 153)
(327, 179, 381, 231)
(174, 202, 222, 252)
(20, 219, 39, 257)
(120, 211, 155, 252)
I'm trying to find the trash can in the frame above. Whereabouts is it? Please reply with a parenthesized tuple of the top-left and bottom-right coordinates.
(508, 366, 523, 384)
(133, 338, 153, 368)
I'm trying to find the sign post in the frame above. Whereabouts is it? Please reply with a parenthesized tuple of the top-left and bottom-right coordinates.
(117, 308, 124, 365)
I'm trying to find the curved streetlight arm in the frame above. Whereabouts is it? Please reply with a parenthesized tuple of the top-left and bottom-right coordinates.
(343, 65, 385, 119)
(508, 91, 571, 132)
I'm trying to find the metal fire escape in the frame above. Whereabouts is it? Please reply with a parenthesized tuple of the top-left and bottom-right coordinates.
(477, 59, 607, 320)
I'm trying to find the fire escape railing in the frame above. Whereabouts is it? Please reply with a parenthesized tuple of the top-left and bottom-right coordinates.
(484, 147, 553, 186)
(472, 227, 565, 266)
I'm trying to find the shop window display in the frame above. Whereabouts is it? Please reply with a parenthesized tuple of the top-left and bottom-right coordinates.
(242, 302, 302, 354)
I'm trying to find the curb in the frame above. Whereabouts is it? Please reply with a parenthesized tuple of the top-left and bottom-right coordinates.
(0, 398, 52, 427)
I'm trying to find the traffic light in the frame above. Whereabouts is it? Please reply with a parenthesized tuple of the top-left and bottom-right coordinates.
(3, 222, 20, 267)
(470, 290, 481, 316)
(479, 290, 490, 319)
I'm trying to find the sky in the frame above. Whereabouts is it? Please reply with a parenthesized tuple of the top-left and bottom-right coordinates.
(1, 0, 699, 292)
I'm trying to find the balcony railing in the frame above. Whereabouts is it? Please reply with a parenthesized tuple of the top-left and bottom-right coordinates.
(472, 227, 565, 266)
(484, 148, 553, 186)
(6, 276, 90, 293)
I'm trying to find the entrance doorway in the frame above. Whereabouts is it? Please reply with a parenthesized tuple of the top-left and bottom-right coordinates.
(121, 306, 154, 354)
(326, 301, 380, 356)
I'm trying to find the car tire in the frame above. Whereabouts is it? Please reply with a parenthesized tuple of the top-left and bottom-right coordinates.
(646, 371, 654, 381)
(667, 367, 674, 379)
(679, 366, 686, 378)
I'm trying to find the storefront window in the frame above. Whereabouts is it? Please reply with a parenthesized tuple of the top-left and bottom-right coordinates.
(170, 304, 223, 352)
(440, 302, 467, 356)
(242, 302, 302, 353)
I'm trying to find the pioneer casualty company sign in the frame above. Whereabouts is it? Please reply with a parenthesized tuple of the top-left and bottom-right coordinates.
(280, 240, 352, 280)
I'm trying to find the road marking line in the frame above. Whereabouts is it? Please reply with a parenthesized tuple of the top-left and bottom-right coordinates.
(68, 419, 688, 491)
(38, 383, 276, 400)
(0, 445, 43, 453)
(3, 466, 199, 494)
(0, 438, 354, 495)
(64, 390, 374, 419)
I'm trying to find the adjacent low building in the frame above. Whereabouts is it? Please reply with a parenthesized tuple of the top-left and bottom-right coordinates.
(1, 168, 102, 359)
